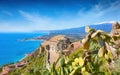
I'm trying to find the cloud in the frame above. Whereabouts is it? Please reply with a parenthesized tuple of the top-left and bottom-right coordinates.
(18, 10, 85, 30)
(76, 0, 120, 25)
(0, 21, 32, 32)
(93, 0, 120, 18)
(0, 0, 120, 32)
(18, 10, 60, 30)
(18, 3, 120, 31)
(1, 10, 13, 16)
(19, 10, 51, 25)
(19, 8, 103, 30)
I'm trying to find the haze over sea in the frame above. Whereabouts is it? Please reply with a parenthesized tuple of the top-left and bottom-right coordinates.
(0, 33, 47, 66)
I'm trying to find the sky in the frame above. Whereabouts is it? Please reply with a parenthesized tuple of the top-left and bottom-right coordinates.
(0, 0, 120, 32)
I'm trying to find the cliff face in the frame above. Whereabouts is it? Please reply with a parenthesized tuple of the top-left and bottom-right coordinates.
(39, 35, 71, 65)
(0, 35, 77, 75)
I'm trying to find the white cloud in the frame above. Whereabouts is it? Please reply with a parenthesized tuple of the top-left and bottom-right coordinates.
(19, 10, 51, 25)
(76, 0, 120, 25)
(0, 21, 32, 32)
(94, 0, 120, 18)
(0, 1, 120, 32)
(18, 10, 87, 31)
(2, 10, 13, 16)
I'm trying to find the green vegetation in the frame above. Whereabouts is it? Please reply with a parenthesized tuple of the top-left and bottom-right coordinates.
(9, 48, 47, 75)
(42, 27, 120, 75)
(0, 66, 2, 73)
(8, 27, 120, 75)
(0, 62, 14, 73)
(111, 57, 120, 74)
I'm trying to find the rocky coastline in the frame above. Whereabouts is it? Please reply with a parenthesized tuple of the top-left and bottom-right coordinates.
(0, 22, 120, 75)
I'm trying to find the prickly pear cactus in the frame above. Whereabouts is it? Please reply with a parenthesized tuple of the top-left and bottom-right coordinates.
(44, 26, 120, 75)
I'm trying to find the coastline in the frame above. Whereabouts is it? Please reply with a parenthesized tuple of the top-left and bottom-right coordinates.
(0, 33, 47, 66)
(18, 55, 27, 62)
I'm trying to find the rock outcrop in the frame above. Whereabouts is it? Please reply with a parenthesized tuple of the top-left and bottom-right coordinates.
(110, 22, 120, 49)
(111, 22, 120, 35)
(40, 35, 71, 65)
(0, 61, 27, 75)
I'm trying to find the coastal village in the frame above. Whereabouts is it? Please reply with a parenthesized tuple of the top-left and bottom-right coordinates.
(0, 22, 120, 75)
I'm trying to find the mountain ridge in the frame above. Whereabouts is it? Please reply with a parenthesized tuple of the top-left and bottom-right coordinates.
(50, 23, 112, 34)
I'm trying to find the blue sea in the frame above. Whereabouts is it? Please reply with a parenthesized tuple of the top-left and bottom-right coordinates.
(0, 33, 47, 66)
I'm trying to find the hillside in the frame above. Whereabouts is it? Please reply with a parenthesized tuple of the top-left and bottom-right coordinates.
(50, 23, 112, 35)
(48, 23, 112, 41)
(33, 23, 112, 41)
(1, 22, 120, 75)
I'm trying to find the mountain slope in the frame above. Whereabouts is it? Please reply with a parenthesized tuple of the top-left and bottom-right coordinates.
(48, 23, 112, 40)
(50, 23, 112, 34)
